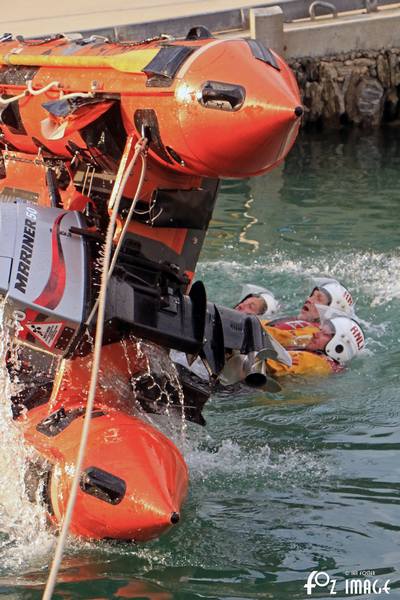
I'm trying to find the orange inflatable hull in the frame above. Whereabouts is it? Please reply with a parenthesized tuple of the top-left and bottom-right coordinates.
(0, 34, 301, 178)
(16, 339, 188, 541)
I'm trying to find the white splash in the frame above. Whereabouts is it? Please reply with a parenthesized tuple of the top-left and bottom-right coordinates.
(198, 248, 400, 322)
(183, 437, 328, 487)
(186, 438, 271, 480)
(0, 307, 54, 574)
(252, 251, 400, 307)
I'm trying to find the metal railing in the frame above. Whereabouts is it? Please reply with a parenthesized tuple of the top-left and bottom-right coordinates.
(74, 1, 399, 41)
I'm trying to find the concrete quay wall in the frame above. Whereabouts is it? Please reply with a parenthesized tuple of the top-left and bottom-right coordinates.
(3, 1, 400, 54)
(249, 4, 400, 128)
(283, 5, 400, 59)
(251, 4, 400, 128)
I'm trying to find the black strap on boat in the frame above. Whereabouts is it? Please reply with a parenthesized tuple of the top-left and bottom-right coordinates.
(80, 467, 126, 505)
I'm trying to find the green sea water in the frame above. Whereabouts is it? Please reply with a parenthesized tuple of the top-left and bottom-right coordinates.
(1, 128, 399, 599)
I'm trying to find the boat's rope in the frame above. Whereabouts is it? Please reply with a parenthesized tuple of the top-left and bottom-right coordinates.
(42, 135, 148, 600)
(26, 80, 60, 96)
(58, 91, 95, 101)
(107, 145, 148, 282)
(0, 89, 28, 105)
(0, 80, 94, 105)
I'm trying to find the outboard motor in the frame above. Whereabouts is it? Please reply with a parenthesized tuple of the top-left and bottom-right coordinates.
(0, 201, 89, 357)
(0, 201, 290, 385)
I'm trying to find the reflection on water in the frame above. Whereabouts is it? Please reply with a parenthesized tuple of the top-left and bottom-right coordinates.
(1, 128, 400, 598)
(238, 194, 260, 252)
(0, 558, 173, 599)
(206, 127, 400, 257)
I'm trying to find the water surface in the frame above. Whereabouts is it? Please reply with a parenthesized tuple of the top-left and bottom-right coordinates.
(1, 127, 399, 599)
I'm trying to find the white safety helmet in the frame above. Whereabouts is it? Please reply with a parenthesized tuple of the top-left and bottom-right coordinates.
(325, 316, 365, 365)
(239, 284, 280, 318)
(312, 277, 356, 318)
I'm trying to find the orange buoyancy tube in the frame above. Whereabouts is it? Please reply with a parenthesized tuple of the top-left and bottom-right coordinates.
(24, 405, 188, 540)
(0, 35, 302, 178)
(267, 350, 343, 377)
(16, 339, 189, 541)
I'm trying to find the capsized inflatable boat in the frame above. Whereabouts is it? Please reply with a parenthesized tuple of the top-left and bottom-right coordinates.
(0, 27, 301, 540)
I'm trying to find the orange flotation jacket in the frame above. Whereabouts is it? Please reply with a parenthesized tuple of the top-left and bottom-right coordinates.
(267, 350, 344, 377)
(261, 317, 320, 349)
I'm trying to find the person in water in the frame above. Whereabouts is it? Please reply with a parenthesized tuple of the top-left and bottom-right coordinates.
(173, 281, 362, 388)
(234, 284, 280, 318)
(297, 277, 356, 322)
(235, 278, 355, 319)
(266, 315, 365, 377)
(235, 278, 357, 350)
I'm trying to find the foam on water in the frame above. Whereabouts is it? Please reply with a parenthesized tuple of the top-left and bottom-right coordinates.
(186, 438, 272, 480)
(198, 248, 400, 307)
(182, 435, 329, 491)
(264, 251, 400, 307)
(0, 310, 55, 575)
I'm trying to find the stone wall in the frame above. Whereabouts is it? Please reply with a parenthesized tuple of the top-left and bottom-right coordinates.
(289, 49, 400, 128)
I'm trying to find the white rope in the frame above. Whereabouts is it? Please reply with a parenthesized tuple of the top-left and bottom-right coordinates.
(58, 91, 94, 101)
(107, 146, 148, 281)
(42, 136, 147, 600)
(0, 90, 28, 105)
(108, 135, 135, 210)
(26, 80, 60, 96)
(0, 80, 93, 106)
